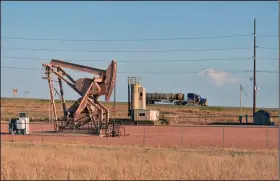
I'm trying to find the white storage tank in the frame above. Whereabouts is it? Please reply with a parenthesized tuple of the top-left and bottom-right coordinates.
(16, 112, 30, 135)
(16, 117, 30, 134)
(131, 84, 140, 110)
(138, 86, 146, 110)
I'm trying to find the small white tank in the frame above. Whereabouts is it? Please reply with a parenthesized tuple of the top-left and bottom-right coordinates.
(16, 117, 30, 135)
(131, 84, 139, 110)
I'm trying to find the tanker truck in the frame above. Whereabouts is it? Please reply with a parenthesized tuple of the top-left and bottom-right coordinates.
(146, 93, 187, 105)
(146, 92, 208, 106)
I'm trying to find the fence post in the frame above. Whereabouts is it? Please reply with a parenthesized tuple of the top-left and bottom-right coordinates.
(73, 124, 76, 144)
(11, 122, 14, 142)
(41, 121, 44, 144)
(181, 126, 184, 146)
(143, 125, 146, 146)
(222, 127, 225, 148)
(266, 127, 268, 149)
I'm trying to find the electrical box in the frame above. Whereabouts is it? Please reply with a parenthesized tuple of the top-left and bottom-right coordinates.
(149, 110, 159, 121)
(133, 109, 160, 121)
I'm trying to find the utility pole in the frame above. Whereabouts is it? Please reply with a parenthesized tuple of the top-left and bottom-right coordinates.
(272, 1, 280, 180)
(240, 84, 243, 116)
(253, 18, 257, 117)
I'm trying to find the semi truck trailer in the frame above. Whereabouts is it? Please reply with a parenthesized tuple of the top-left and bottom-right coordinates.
(146, 93, 207, 106)
(146, 93, 186, 105)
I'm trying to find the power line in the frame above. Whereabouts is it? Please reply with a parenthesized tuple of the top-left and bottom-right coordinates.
(3, 56, 277, 63)
(258, 47, 278, 50)
(241, 86, 249, 97)
(0, 34, 277, 42)
(246, 69, 279, 73)
(1, 46, 253, 53)
(0, 66, 247, 73)
(0, 66, 278, 74)
(257, 34, 278, 37)
(1, 66, 40, 71)
(0, 34, 253, 42)
(254, 70, 280, 73)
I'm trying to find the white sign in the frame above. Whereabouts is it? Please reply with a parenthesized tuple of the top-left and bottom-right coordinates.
(12, 89, 17, 97)
(255, 85, 259, 91)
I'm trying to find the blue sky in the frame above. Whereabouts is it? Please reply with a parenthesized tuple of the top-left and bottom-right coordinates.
(1, 1, 278, 108)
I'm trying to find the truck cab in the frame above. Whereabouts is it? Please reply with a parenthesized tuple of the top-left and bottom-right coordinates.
(187, 93, 208, 106)
(198, 96, 208, 106)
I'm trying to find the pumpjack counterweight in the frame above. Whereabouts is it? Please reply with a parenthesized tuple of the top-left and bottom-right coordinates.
(42, 59, 120, 136)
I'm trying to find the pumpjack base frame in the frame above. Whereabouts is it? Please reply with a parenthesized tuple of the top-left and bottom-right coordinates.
(54, 118, 125, 137)
(54, 116, 126, 137)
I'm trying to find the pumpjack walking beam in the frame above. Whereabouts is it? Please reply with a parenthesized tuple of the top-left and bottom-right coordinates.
(42, 59, 117, 132)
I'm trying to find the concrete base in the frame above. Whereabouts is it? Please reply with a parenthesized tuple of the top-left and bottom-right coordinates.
(109, 118, 169, 126)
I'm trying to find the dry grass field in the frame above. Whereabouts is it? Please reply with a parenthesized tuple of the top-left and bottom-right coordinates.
(1, 98, 279, 125)
(1, 98, 278, 180)
(1, 142, 278, 180)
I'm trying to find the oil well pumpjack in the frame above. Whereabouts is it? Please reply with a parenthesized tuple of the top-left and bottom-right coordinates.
(42, 59, 122, 136)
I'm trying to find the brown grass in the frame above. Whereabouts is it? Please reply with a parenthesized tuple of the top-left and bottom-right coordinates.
(2, 98, 279, 125)
(1, 142, 278, 180)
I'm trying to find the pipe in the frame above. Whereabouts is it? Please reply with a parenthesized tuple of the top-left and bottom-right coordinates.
(128, 77, 131, 117)
(131, 83, 134, 118)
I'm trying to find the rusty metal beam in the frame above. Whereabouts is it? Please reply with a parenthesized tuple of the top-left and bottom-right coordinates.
(53, 72, 81, 95)
(53, 87, 62, 99)
(57, 76, 67, 117)
(46, 67, 58, 120)
(105, 60, 117, 101)
(57, 67, 76, 84)
(50, 59, 106, 76)
(95, 99, 109, 123)
(73, 81, 95, 121)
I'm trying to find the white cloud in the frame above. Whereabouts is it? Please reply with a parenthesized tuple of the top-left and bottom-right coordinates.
(196, 68, 238, 86)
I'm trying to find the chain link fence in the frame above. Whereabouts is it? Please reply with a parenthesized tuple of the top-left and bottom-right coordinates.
(1, 121, 278, 150)
(1, 103, 278, 150)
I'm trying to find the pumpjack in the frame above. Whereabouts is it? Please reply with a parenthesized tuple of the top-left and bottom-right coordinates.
(42, 59, 122, 137)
